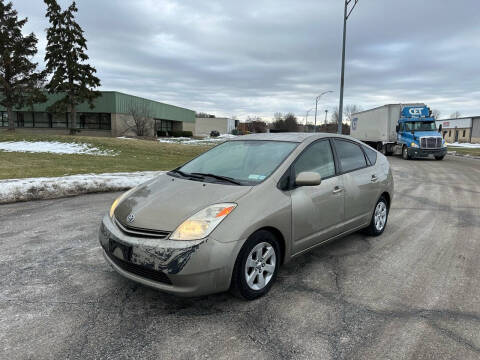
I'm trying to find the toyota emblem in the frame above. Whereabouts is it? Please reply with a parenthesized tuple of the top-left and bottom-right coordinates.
(126, 213, 135, 223)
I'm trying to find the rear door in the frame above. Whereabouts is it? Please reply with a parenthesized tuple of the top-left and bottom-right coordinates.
(290, 139, 345, 254)
(332, 139, 379, 229)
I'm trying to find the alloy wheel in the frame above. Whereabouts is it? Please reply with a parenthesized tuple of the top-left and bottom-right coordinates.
(244, 242, 276, 291)
(374, 201, 387, 231)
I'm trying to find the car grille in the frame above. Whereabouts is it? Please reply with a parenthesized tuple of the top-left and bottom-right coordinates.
(114, 217, 171, 239)
(105, 250, 172, 285)
(420, 137, 442, 149)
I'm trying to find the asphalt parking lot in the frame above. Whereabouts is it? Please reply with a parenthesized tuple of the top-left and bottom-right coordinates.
(1, 155, 480, 359)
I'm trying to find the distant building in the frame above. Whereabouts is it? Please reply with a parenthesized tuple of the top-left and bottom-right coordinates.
(193, 117, 238, 137)
(436, 116, 480, 143)
(0, 91, 195, 137)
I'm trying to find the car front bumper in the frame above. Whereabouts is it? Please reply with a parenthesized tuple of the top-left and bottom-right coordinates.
(99, 214, 243, 297)
(408, 147, 447, 158)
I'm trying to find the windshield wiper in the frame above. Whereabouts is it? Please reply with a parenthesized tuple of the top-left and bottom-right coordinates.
(191, 172, 242, 185)
(169, 169, 204, 180)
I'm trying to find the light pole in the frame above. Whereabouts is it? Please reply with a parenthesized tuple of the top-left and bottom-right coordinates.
(324, 109, 328, 125)
(305, 108, 314, 132)
(338, 0, 359, 134)
(314, 91, 333, 132)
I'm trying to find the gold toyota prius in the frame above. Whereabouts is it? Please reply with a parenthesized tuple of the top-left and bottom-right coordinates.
(99, 133, 393, 300)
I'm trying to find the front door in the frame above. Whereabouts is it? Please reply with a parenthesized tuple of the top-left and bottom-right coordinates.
(290, 139, 345, 255)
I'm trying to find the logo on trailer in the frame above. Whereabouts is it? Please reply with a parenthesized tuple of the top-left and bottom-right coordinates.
(351, 117, 358, 131)
(126, 213, 135, 223)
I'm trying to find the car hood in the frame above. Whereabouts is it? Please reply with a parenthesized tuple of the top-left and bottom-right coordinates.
(114, 173, 253, 232)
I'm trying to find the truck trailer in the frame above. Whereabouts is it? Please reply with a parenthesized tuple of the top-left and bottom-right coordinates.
(350, 104, 447, 160)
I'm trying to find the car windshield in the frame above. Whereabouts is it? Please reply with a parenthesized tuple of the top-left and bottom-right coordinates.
(174, 140, 298, 185)
(404, 121, 437, 132)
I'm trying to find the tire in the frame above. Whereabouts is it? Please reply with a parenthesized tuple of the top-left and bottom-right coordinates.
(230, 230, 280, 300)
(365, 196, 389, 236)
(435, 155, 445, 161)
(402, 145, 411, 160)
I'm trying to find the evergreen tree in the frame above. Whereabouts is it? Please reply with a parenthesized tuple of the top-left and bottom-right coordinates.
(44, 0, 100, 133)
(0, 0, 46, 130)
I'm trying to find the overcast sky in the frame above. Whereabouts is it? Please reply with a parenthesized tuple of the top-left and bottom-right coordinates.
(12, 0, 480, 121)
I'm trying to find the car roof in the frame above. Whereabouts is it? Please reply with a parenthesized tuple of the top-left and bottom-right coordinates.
(231, 132, 355, 143)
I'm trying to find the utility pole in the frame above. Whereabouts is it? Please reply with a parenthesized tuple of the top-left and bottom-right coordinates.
(314, 91, 333, 132)
(338, 0, 359, 134)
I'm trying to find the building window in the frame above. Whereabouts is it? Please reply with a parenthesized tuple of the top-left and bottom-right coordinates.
(33, 113, 53, 128)
(77, 113, 111, 130)
(463, 130, 466, 137)
(16, 113, 25, 127)
(449, 130, 451, 137)
(160, 120, 173, 132)
(0, 112, 8, 127)
(99, 114, 111, 130)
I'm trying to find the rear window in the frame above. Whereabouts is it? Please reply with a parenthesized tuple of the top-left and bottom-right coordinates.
(362, 145, 377, 165)
(334, 139, 367, 173)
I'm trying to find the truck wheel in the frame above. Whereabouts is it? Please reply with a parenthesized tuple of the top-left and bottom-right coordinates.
(402, 146, 411, 160)
(377, 143, 386, 155)
(435, 155, 445, 161)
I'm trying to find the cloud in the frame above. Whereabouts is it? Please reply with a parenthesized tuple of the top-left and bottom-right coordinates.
(13, 0, 480, 120)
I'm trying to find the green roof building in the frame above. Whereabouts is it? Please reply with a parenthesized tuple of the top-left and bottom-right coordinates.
(0, 91, 196, 137)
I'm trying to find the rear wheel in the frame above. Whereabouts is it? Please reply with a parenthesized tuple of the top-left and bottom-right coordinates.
(365, 196, 389, 236)
(231, 230, 280, 300)
(435, 155, 445, 161)
(402, 145, 411, 160)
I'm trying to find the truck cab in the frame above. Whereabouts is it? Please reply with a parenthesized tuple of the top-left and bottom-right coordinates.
(396, 106, 447, 160)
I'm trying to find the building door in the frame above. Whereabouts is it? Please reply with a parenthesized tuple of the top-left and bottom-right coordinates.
(455, 129, 459, 142)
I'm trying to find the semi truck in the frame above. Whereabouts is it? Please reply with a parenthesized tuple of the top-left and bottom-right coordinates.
(350, 104, 447, 160)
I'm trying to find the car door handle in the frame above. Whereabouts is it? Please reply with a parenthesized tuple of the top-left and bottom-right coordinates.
(371, 175, 378, 183)
(333, 186, 344, 194)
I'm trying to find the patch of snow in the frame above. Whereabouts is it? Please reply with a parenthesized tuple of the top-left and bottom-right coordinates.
(0, 141, 117, 156)
(0, 171, 162, 204)
(116, 137, 135, 140)
(157, 134, 237, 145)
(448, 142, 480, 148)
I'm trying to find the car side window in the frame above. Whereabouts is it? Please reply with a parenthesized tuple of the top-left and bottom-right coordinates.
(293, 140, 335, 179)
(334, 139, 367, 173)
(362, 145, 377, 165)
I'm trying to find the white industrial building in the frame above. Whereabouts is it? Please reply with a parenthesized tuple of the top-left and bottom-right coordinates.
(436, 116, 480, 143)
(191, 117, 238, 137)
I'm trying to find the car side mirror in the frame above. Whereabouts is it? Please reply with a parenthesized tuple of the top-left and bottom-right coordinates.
(438, 124, 442, 132)
(295, 172, 321, 187)
(396, 125, 400, 132)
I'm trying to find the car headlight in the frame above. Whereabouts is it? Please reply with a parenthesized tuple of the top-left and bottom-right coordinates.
(410, 142, 419, 148)
(109, 187, 137, 218)
(170, 203, 237, 241)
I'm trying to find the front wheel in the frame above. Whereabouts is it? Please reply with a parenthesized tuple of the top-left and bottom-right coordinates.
(435, 155, 445, 161)
(402, 146, 411, 160)
(365, 196, 389, 236)
(231, 230, 280, 300)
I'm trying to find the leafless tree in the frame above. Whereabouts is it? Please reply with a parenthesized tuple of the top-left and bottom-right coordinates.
(344, 104, 362, 123)
(123, 100, 153, 137)
(332, 104, 362, 125)
(431, 109, 441, 119)
(450, 111, 462, 119)
(246, 116, 267, 133)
